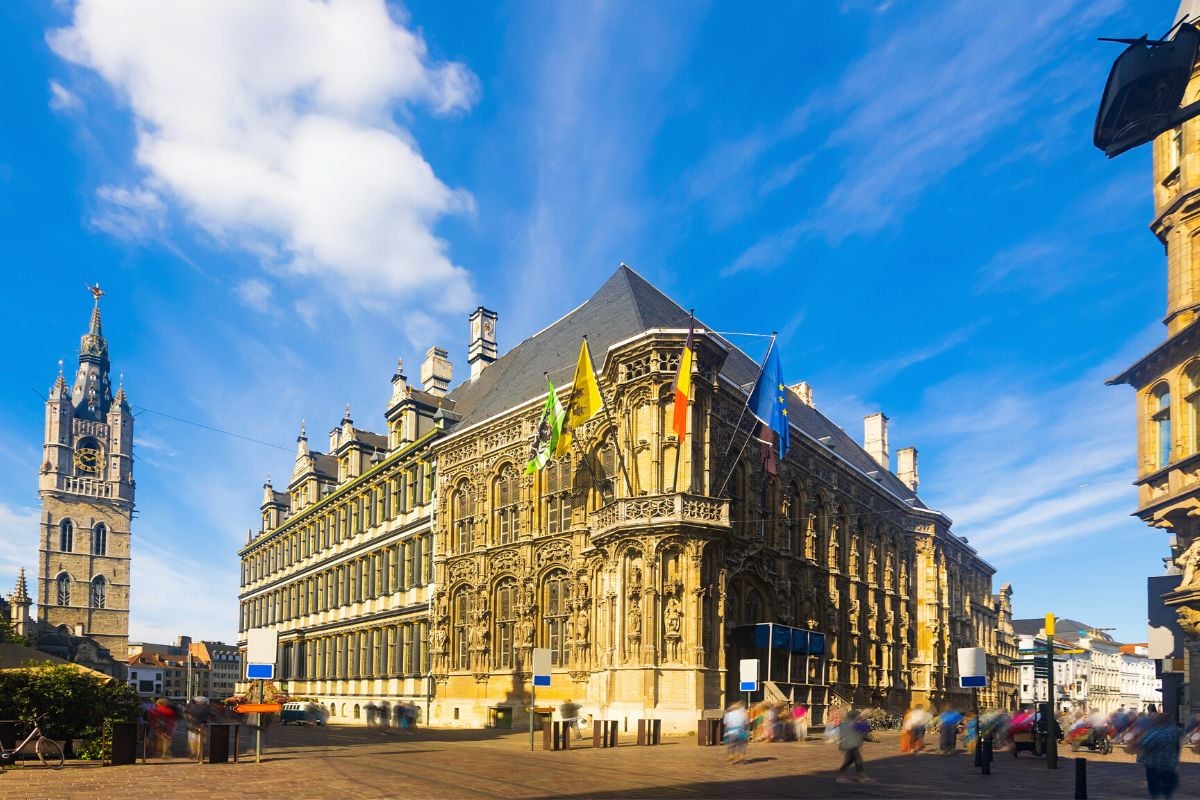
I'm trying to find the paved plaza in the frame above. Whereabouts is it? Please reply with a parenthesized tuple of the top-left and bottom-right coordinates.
(1, 725, 1199, 799)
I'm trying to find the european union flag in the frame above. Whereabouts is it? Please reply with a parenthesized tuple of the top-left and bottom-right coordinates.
(748, 338, 789, 457)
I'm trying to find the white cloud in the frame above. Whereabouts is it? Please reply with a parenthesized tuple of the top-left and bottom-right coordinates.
(47, 79, 81, 113)
(91, 184, 165, 240)
(51, 0, 478, 305)
(235, 278, 273, 311)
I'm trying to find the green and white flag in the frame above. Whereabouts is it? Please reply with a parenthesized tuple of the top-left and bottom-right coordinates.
(525, 377, 564, 474)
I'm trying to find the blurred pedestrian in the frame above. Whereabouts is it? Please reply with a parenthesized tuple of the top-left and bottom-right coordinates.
(148, 697, 177, 759)
(183, 696, 211, 760)
(723, 700, 749, 764)
(1133, 714, 1182, 800)
(792, 703, 809, 742)
(835, 710, 875, 784)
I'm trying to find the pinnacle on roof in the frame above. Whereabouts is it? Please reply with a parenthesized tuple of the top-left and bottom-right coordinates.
(11, 568, 30, 604)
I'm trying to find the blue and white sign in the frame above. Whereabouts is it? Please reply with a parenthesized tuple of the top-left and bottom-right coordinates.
(246, 628, 278, 682)
(957, 646, 987, 689)
(532, 647, 551, 687)
(738, 658, 759, 692)
(246, 663, 275, 680)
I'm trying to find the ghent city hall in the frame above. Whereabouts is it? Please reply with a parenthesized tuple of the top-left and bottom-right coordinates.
(238, 266, 1019, 731)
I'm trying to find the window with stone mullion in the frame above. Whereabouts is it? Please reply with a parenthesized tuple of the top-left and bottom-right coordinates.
(495, 580, 517, 669)
(495, 467, 520, 544)
(544, 572, 569, 666)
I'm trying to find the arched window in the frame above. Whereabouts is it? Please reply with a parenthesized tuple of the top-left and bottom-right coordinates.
(91, 576, 107, 609)
(543, 460, 572, 534)
(59, 519, 74, 552)
(1187, 363, 1200, 454)
(493, 467, 519, 545)
(92, 523, 107, 556)
(494, 579, 517, 669)
(1152, 384, 1172, 468)
(56, 572, 71, 606)
(544, 571, 569, 666)
(452, 485, 475, 554)
(453, 589, 470, 671)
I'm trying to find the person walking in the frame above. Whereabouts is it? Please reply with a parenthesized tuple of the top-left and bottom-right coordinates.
(183, 696, 211, 760)
(148, 697, 177, 759)
(1133, 714, 1182, 800)
(835, 710, 875, 784)
(792, 703, 809, 742)
(723, 701, 749, 764)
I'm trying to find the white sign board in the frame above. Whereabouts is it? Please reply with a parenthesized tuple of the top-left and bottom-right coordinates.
(957, 646, 986, 677)
(247, 628, 279, 667)
(738, 658, 759, 692)
(532, 647, 551, 687)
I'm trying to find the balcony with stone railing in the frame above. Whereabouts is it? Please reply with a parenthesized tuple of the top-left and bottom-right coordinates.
(51, 474, 132, 502)
(588, 492, 729, 540)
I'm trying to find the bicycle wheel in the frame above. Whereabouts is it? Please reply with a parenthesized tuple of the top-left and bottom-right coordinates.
(36, 738, 64, 769)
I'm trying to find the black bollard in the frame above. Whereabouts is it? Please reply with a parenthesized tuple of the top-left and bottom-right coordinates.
(1074, 757, 1087, 799)
(982, 737, 992, 775)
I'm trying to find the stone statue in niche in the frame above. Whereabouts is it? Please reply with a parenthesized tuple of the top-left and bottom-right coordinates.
(517, 615, 533, 645)
(664, 595, 683, 660)
(574, 608, 590, 644)
(627, 600, 642, 640)
(800, 586, 818, 628)
(430, 626, 447, 654)
(849, 537, 860, 575)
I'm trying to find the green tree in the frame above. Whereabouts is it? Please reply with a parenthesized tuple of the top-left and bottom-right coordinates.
(0, 663, 139, 756)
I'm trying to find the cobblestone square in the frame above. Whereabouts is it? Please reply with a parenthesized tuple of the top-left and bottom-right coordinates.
(0, 726, 1198, 799)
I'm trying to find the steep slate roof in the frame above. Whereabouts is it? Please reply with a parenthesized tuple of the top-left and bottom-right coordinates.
(446, 265, 921, 506)
(1012, 618, 1116, 643)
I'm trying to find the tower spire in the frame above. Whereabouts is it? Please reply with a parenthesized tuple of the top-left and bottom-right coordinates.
(72, 284, 112, 420)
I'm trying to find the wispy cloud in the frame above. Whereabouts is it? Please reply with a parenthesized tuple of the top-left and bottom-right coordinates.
(47, 79, 81, 114)
(0, 500, 38, 579)
(908, 326, 1160, 565)
(505, 3, 703, 333)
(726, 0, 1124, 272)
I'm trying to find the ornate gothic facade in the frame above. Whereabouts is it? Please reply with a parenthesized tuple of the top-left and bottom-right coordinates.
(240, 266, 1016, 729)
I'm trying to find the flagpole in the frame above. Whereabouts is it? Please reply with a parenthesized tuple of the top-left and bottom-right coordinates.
(671, 310, 694, 495)
(715, 333, 777, 499)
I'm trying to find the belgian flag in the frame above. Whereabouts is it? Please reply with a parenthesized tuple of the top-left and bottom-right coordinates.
(672, 317, 695, 441)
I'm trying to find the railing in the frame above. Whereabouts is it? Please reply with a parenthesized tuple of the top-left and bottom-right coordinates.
(588, 493, 729, 538)
(57, 475, 115, 498)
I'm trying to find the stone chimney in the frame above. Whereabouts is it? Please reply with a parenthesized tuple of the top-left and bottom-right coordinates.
(421, 346, 453, 397)
(468, 307, 498, 379)
(897, 447, 919, 493)
(864, 412, 889, 469)
(788, 381, 813, 407)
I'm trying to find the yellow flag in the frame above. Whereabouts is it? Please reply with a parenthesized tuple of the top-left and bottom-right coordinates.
(556, 339, 603, 456)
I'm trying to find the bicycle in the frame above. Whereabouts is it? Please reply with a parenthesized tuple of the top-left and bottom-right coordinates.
(0, 714, 65, 769)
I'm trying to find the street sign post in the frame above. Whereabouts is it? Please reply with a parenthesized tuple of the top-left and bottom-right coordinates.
(531, 648, 551, 752)
(245, 629, 279, 764)
(957, 647, 988, 768)
(1045, 614, 1058, 770)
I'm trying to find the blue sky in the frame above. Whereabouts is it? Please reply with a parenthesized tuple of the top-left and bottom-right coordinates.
(0, 0, 1178, 645)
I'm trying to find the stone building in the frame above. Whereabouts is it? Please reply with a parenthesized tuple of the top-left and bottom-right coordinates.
(239, 266, 1015, 730)
(6, 287, 131, 679)
(1107, 0, 1200, 716)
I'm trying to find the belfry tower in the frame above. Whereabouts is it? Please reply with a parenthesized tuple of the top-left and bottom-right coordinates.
(36, 285, 133, 656)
